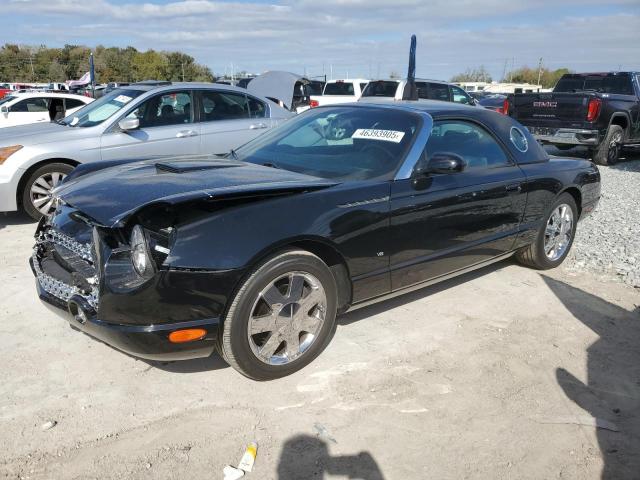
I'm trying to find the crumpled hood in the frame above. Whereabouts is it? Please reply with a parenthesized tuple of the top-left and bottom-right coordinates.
(54, 157, 336, 227)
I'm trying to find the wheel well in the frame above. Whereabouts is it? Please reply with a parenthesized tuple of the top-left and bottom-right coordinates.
(610, 115, 629, 137)
(16, 158, 79, 207)
(562, 187, 582, 216)
(289, 239, 352, 312)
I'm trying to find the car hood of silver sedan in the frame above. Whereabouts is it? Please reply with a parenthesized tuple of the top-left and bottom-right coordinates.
(53, 157, 337, 227)
(0, 122, 98, 147)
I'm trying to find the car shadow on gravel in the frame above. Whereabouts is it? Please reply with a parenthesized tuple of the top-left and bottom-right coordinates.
(0, 211, 35, 230)
(542, 275, 640, 480)
(277, 434, 385, 479)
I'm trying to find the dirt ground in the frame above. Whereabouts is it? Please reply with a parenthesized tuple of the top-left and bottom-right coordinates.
(1, 210, 639, 479)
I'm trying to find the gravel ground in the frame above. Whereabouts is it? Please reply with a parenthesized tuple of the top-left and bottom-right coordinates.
(550, 147, 640, 288)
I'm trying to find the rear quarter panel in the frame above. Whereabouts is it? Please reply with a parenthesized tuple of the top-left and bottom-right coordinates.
(515, 158, 600, 247)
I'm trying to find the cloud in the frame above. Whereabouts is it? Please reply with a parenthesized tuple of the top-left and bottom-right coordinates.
(5, 0, 640, 79)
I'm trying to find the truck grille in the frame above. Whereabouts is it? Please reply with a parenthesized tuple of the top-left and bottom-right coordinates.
(33, 228, 99, 309)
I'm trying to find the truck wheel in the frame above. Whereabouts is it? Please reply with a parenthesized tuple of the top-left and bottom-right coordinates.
(220, 249, 338, 380)
(21, 162, 74, 220)
(516, 193, 578, 270)
(593, 125, 623, 166)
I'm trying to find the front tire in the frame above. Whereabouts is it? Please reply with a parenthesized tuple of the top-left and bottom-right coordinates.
(21, 162, 74, 220)
(516, 193, 578, 270)
(592, 125, 623, 166)
(220, 250, 338, 380)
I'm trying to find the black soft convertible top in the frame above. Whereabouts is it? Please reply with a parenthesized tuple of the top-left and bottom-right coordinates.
(360, 100, 549, 165)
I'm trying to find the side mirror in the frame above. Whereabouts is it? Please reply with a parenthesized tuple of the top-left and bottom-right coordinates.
(419, 152, 466, 175)
(1, 106, 8, 115)
(118, 118, 140, 131)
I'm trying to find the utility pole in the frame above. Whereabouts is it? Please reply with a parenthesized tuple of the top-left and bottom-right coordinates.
(536, 57, 543, 87)
(29, 54, 35, 82)
(501, 58, 508, 82)
(181, 62, 185, 81)
(509, 57, 515, 82)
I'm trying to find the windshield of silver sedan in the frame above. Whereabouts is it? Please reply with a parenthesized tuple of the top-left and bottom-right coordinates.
(236, 106, 420, 181)
(60, 89, 144, 128)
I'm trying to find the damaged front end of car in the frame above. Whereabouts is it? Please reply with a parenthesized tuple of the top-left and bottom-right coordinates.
(30, 199, 227, 361)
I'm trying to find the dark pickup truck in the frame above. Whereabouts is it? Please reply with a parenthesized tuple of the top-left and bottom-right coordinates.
(508, 72, 640, 165)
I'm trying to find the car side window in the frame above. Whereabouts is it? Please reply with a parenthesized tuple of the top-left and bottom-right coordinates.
(11, 97, 49, 112)
(246, 95, 267, 118)
(425, 120, 510, 170)
(359, 83, 368, 93)
(200, 91, 250, 121)
(65, 98, 86, 110)
(427, 83, 450, 102)
(415, 82, 429, 99)
(451, 86, 472, 105)
(125, 91, 193, 128)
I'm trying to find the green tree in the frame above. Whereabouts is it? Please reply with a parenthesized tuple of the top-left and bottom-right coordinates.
(450, 66, 492, 83)
(0, 43, 213, 84)
(503, 66, 572, 88)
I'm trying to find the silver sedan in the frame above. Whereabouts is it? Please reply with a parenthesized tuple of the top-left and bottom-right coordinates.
(0, 81, 293, 219)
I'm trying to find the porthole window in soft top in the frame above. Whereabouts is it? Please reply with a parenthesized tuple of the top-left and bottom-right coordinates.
(510, 126, 528, 153)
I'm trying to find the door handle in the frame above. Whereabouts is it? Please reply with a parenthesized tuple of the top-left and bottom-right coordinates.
(249, 123, 268, 130)
(176, 130, 198, 138)
(506, 183, 522, 193)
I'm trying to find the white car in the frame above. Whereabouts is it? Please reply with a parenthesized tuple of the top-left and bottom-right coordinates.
(310, 79, 370, 107)
(359, 78, 477, 106)
(0, 93, 93, 128)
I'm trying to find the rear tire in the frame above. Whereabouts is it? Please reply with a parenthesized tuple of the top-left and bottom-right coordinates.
(21, 162, 74, 220)
(220, 249, 338, 380)
(516, 193, 578, 270)
(592, 125, 623, 166)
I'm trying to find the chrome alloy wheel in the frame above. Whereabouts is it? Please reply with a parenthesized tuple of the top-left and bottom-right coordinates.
(248, 271, 327, 365)
(30, 172, 66, 216)
(544, 204, 574, 261)
(608, 130, 623, 163)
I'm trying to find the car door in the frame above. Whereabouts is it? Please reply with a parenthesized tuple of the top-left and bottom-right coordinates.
(101, 90, 199, 161)
(7, 97, 49, 126)
(389, 118, 527, 291)
(197, 90, 271, 156)
(450, 85, 475, 106)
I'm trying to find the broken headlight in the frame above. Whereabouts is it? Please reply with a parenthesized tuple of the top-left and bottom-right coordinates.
(130, 225, 154, 278)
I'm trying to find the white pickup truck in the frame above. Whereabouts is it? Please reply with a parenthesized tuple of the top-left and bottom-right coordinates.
(310, 79, 370, 107)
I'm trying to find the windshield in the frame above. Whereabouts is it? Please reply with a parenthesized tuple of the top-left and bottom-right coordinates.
(361, 81, 399, 97)
(0, 96, 16, 106)
(61, 88, 145, 127)
(554, 74, 633, 94)
(235, 106, 420, 181)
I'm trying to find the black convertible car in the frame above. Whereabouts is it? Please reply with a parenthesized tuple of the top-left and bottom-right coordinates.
(31, 101, 601, 380)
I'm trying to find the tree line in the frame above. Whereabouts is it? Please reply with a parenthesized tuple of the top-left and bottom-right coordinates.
(450, 65, 571, 88)
(0, 44, 215, 83)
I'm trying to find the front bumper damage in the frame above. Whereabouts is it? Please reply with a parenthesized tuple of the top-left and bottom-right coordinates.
(31, 220, 220, 361)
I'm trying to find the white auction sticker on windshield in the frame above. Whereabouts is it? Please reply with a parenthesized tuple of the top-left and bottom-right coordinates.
(113, 95, 133, 104)
(352, 129, 405, 143)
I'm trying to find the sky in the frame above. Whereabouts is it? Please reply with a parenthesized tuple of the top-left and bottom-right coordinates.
(4, 0, 640, 81)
